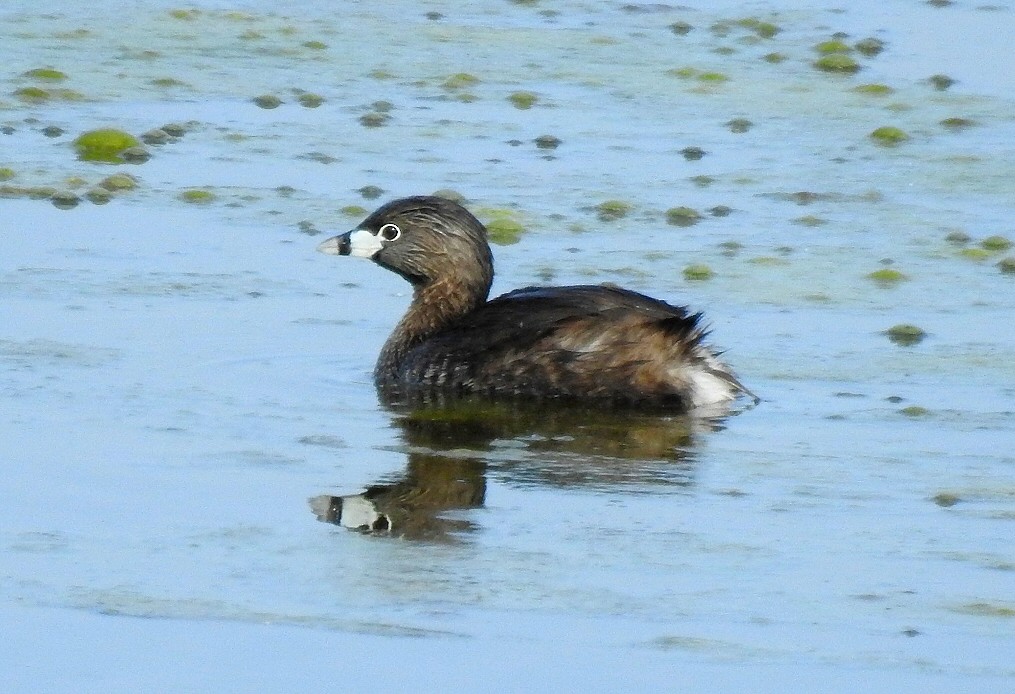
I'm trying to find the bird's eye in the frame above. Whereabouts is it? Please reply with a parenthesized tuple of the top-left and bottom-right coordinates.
(378, 223, 401, 241)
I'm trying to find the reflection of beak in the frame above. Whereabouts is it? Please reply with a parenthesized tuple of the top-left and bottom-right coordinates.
(308, 494, 392, 532)
(316, 231, 352, 256)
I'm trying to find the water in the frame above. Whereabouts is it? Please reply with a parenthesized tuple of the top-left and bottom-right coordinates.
(3, 1, 1014, 690)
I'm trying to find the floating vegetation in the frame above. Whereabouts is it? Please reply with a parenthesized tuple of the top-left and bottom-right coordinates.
(340, 205, 367, 217)
(710, 205, 732, 217)
(121, 146, 151, 164)
(358, 112, 390, 128)
(680, 146, 706, 161)
(357, 185, 384, 200)
(666, 206, 702, 226)
(945, 230, 971, 244)
(762, 52, 786, 63)
(297, 92, 324, 108)
(484, 216, 525, 245)
(0, 167, 15, 181)
(689, 175, 715, 188)
(534, 134, 561, 150)
(23, 67, 68, 81)
(666, 67, 728, 83)
(179, 189, 216, 204)
(815, 39, 852, 54)
(85, 188, 113, 205)
(167, 8, 200, 20)
(99, 173, 139, 192)
(141, 129, 171, 145)
(441, 72, 479, 91)
(928, 74, 955, 90)
(854, 37, 885, 57)
(734, 18, 780, 39)
(725, 118, 752, 133)
(253, 94, 283, 109)
(959, 248, 992, 261)
(867, 268, 908, 285)
(885, 324, 926, 346)
(952, 602, 1015, 618)
(933, 492, 960, 508)
(0, 185, 57, 200)
(508, 91, 538, 109)
(899, 405, 930, 417)
(939, 117, 975, 131)
(869, 126, 909, 146)
(50, 191, 80, 210)
(683, 264, 714, 281)
(160, 123, 188, 137)
(73, 129, 143, 164)
(853, 83, 893, 95)
(792, 215, 827, 227)
(595, 200, 633, 222)
(669, 21, 693, 36)
(13, 86, 84, 103)
(981, 235, 1012, 251)
(814, 54, 861, 74)
(302, 40, 327, 50)
(998, 258, 1015, 274)
(42, 126, 63, 138)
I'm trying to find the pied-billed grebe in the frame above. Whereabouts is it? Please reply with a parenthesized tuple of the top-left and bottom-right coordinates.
(317, 195, 756, 412)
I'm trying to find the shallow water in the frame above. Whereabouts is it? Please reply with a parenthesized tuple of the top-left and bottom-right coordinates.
(3, 1, 1014, 690)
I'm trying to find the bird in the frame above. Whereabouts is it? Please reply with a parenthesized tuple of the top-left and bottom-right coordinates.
(317, 195, 756, 414)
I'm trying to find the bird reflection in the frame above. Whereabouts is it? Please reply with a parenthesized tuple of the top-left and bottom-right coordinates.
(310, 397, 736, 540)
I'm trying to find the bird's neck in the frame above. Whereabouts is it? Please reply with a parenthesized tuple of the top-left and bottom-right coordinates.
(376, 272, 491, 381)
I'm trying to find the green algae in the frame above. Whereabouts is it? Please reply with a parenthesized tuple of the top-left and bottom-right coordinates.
(979, 235, 1012, 251)
(854, 38, 885, 57)
(680, 146, 706, 161)
(762, 52, 786, 64)
(359, 112, 390, 128)
(885, 324, 926, 346)
(928, 74, 955, 91)
(534, 135, 561, 150)
(85, 188, 113, 205)
(23, 68, 68, 81)
(340, 205, 368, 217)
(815, 40, 852, 54)
(669, 21, 693, 36)
(945, 230, 971, 245)
(869, 126, 909, 145)
(0, 167, 14, 181)
(998, 258, 1015, 275)
(50, 191, 80, 210)
(179, 189, 216, 204)
(683, 264, 714, 281)
(595, 200, 633, 222)
(442, 73, 479, 91)
(667, 67, 728, 83)
(99, 173, 138, 192)
(853, 83, 893, 96)
(666, 206, 702, 227)
(814, 54, 861, 74)
(867, 268, 908, 285)
(735, 18, 779, 39)
(302, 40, 327, 50)
(14, 86, 84, 103)
(725, 118, 752, 133)
(508, 91, 538, 109)
(953, 602, 1015, 618)
(933, 492, 960, 508)
(0, 185, 57, 200)
(167, 8, 200, 20)
(484, 216, 525, 245)
(940, 117, 976, 131)
(151, 77, 189, 88)
(297, 92, 325, 108)
(689, 175, 715, 188)
(792, 215, 827, 227)
(253, 94, 283, 109)
(959, 247, 991, 261)
(74, 129, 142, 164)
(899, 405, 930, 417)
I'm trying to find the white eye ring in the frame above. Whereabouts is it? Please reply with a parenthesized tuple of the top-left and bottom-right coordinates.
(378, 223, 401, 241)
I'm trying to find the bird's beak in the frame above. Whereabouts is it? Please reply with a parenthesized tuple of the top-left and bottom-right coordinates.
(316, 228, 382, 258)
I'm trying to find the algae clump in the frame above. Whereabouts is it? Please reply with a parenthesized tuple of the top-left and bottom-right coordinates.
(885, 324, 926, 346)
(484, 217, 525, 245)
(683, 264, 714, 281)
(24, 68, 68, 81)
(74, 129, 142, 163)
(997, 257, 1015, 275)
(869, 126, 909, 145)
(814, 54, 861, 74)
(980, 235, 1012, 251)
(853, 83, 893, 96)
(0, 167, 14, 181)
(666, 206, 702, 226)
(179, 189, 216, 204)
(867, 268, 908, 285)
(508, 91, 538, 109)
(595, 200, 632, 222)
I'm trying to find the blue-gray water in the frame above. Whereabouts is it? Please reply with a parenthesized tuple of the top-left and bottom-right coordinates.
(3, 1, 1013, 691)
